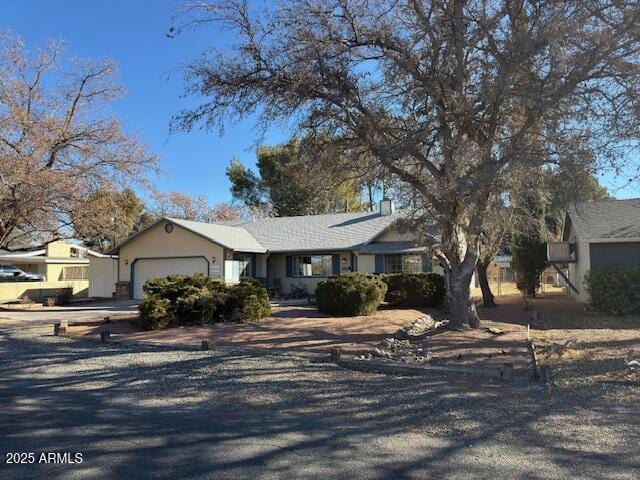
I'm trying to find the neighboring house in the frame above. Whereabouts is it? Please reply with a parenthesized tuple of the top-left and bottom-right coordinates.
(0, 240, 100, 303)
(555, 198, 640, 303)
(474, 255, 515, 286)
(109, 200, 444, 300)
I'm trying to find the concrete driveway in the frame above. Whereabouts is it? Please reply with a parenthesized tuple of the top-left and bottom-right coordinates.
(0, 300, 138, 325)
(0, 319, 638, 479)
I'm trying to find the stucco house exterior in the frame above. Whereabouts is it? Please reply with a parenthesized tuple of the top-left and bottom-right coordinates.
(0, 240, 97, 303)
(109, 200, 443, 300)
(557, 198, 640, 303)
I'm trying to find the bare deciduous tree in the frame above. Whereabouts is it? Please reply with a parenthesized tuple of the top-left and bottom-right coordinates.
(173, 0, 640, 328)
(0, 33, 158, 249)
(150, 189, 242, 222)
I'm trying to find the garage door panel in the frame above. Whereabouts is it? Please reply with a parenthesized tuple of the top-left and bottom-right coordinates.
(590, 243, 640, 270)
(133, 257, 208, 299)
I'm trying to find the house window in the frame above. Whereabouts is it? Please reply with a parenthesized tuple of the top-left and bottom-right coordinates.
(384, 254, 422, 274)
(61, 266, 89, 280)
(233, 253, 253, 278)
(293, 255, 332, 277)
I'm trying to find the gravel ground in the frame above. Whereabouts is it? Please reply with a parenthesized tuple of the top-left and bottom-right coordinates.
(1, 318, 638, 480)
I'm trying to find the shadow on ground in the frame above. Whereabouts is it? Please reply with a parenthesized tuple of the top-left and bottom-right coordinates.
(0, 322, 638, 480)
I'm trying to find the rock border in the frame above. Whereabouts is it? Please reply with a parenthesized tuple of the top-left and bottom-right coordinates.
(335, 357, 516, 381)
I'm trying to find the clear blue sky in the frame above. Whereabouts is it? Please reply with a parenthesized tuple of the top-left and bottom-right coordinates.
(4, 0, 290, 205)
(4, 1, 639, 202)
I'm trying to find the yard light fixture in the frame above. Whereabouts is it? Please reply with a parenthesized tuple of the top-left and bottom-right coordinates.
(211, 256, 216, 264)
(124, 258, 129, 266)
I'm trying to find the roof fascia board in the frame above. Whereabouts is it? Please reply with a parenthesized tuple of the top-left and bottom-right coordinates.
(586, 237, 640, 244)
(267, 247, 359, 254)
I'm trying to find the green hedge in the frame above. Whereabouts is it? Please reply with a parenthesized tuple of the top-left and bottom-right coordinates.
(316, 273, 387, 316)
(382, 273, 446, 307)
(138, 274, 271, 330)
(585, 268, 640, 315)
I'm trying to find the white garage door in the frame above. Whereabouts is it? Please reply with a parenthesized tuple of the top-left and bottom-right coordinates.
(133, 257, 208, 299)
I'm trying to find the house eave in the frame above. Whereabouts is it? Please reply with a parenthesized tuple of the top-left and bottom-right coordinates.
(584, 236, 640, 244)
(266, 247, 359, 254)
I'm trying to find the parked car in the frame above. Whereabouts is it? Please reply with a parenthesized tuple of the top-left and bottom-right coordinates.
(0, 264, 43, 282)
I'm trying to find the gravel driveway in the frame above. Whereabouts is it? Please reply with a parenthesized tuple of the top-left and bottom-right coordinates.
(1, 318, 638, 480)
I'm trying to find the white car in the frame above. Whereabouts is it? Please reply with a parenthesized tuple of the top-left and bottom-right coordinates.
(0, 264, 43, 282)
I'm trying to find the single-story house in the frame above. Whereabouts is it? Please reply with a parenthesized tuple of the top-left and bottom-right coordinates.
(555, 198, 640, 303)
(109, 200, 444, 300)
(0, 240, 102, 303)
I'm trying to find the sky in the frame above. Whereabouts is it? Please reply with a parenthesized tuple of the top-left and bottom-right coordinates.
(4, 0, 639, 203)
(3, 0, 290, 205)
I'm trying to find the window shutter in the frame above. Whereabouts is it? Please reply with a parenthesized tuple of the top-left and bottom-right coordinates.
(285, 256, 293, 277)
(332, 254, 340, 275)
(422, 255, 432, 273)
(375, 254, 384, 274)
(251, 253, 257, 278)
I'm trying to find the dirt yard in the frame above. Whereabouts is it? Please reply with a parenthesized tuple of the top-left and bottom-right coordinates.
(70, 306, 429, 356)
(527, 294, 640, 399)
(69, 301, 531, 370)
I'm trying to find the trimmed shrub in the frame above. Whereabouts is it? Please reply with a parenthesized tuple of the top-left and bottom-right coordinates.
(316, 273, 387, 316)
(138, 296, 172, 330)
(137, 274, 270, 330)
(585, 268, 640, 315)
(226, 279, 272, 322)
(382, 273, 446, 307)
(143, 273, 215, 303)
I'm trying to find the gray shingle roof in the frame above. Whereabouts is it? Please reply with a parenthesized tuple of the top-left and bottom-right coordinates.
(168, 217, 267, 253)
(232, 210, 405, 252)
(566, 199, 640, 240)
(111, 211, 409, 254)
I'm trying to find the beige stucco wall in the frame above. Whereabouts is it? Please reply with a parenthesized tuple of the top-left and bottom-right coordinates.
(255, 254, 268, 278)
(0, 280, 88, 303)
(572, 241, 591, 303)
(357, 254, 376, 273)
(565, 222, 590, 303)
(89, 256, 118, 298)
(118, 219, 225, 282)
(46, 241, 72, 257)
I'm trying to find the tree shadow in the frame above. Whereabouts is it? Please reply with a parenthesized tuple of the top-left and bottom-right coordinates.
(0, 325, 638, 480)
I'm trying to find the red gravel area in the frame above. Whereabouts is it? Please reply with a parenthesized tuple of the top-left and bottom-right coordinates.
(70, 296, 530, 370)
(70, 306, 427, 356)
(423, 294, 529, 370)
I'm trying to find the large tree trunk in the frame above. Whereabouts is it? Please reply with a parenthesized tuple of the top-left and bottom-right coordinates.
(439, 220, 481, 329)
(475, 258, 496, 307)
(447, 268, 480, 329)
